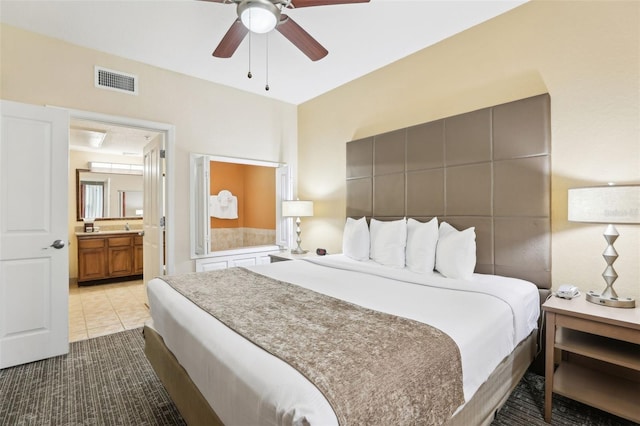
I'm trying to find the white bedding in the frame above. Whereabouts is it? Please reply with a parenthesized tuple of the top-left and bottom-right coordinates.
(147, 254, 539, 426)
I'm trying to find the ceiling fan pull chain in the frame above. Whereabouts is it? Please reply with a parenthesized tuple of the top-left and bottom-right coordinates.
(265, 33, 270, 91)
(247, 15, 252, 78)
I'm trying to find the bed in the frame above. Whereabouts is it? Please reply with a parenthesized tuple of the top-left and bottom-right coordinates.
(145, 251, 540, 425)
(145, 94, 552, 425)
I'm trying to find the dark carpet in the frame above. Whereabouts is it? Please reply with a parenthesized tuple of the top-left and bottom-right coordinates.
(0, 329, 184, 426)
(0, 328, 636, 425)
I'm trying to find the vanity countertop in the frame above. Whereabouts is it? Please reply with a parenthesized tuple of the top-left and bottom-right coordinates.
(75, 230, 142, 237)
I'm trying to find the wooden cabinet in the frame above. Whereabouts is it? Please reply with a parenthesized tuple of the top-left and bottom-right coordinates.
(134, 235, 144, 275)
(543, 296, 640, 423)
(77, 232, 143, 283)
(108, 236, 133, 277)
(77, 238, 107, 281)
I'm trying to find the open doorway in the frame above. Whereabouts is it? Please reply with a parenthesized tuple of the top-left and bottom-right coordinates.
(67, 114, 172, 342)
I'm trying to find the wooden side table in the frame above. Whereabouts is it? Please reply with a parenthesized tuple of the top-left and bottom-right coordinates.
(542, 295, 640, 423)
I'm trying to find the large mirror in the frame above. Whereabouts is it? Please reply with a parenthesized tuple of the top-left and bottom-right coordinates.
(190, 154, 292, 257)
(76, 168, 143, 220)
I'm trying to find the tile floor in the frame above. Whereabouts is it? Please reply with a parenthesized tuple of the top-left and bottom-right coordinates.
(68, 279, 151, 342)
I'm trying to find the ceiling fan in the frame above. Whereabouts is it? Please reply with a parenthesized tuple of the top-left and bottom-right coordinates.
(202, 0, 370, 61)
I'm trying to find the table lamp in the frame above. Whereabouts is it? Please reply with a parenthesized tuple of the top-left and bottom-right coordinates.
(568, 184, 640, 308)
(282, 200, 314, 254)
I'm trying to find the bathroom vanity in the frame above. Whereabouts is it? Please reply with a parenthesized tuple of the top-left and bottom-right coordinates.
(76, 230, 143, 284)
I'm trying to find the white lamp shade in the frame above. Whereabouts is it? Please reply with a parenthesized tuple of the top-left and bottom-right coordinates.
(568, 185, 640, 224)
(282, 200, 314, 218)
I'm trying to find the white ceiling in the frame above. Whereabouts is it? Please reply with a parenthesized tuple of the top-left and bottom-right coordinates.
(70, 118, 159, 156)
(1, 0, 527, 105)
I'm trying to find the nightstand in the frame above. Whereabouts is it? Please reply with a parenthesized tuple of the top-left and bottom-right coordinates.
(542, 295, 640, 423)
(268, 251, 319, 263)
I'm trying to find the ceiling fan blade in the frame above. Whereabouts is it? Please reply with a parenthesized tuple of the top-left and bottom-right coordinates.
(289, 0, 369, 7)
(276, 15, 328, 61)
(213, 19, 249, 58)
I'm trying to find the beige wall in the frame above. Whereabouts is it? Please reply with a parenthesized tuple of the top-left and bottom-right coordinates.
(298, 1, 640, 299)
(3, 1, 639, 299)
(1, 24, 298, 275)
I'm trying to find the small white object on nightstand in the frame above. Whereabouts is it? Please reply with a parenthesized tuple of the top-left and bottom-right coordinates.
(557, 284, 580, 299)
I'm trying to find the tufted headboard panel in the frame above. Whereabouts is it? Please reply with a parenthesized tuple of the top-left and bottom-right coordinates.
(346, 94, 551, 294)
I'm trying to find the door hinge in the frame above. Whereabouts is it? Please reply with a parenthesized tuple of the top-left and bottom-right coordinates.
(160, 149, 166, 159)
(160, 216, 166, 227)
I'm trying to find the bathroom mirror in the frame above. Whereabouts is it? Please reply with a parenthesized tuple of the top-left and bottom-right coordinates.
(76, 168, 144, 221)
(190, 154, 292, 257)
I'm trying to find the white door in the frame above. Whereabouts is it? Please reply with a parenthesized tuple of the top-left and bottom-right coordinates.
(142, 135, 164, 283)
(192, 154, 210, 256)
(276, 164, 292, 248)
(0, 100, 69, 369)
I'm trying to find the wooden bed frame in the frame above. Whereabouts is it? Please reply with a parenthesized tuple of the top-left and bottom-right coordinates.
(144, 93, 551, 424)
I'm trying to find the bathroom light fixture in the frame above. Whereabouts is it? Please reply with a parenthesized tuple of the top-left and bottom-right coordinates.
(238, 0, 280, 34)
(282, 200, 314, 254)
(85, 130, 107, 148)
(89, 162, 143, 176)
(568, 184, 640, 308)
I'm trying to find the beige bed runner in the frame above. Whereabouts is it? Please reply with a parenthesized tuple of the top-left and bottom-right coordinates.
(160, 267, 464, 425)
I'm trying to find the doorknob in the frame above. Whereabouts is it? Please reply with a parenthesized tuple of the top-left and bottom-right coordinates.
(138, 231, 145, 236)
(50, 239, 65, 249)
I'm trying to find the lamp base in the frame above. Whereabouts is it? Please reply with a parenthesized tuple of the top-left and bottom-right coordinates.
(290, 248, 308, 255)
(586, 291, 635, 308)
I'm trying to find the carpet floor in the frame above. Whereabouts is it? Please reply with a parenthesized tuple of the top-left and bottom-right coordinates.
(0, 328, 636, 425)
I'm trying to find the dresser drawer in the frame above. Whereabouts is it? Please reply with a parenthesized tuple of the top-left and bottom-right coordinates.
(78, 238, 105, 249)
(108, 236, 133, 247)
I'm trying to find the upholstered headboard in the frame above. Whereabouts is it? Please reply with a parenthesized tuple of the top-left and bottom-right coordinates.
(346, 94, 551, 297)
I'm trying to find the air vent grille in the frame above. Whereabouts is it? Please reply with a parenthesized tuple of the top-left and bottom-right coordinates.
(95, 66, 138, 95)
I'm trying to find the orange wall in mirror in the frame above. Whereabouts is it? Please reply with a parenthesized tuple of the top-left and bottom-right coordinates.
(244, 165, 276, 229)
(209, 161, 275, 230)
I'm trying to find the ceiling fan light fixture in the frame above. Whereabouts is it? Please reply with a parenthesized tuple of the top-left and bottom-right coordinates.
(238, 0, 280, 34)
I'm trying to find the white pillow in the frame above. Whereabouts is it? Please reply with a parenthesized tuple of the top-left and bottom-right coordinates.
(435, 222, 476, 280)
(369, 218, 407, 268)
(405, 217, 439, 273)
(342, 217, 370, 261)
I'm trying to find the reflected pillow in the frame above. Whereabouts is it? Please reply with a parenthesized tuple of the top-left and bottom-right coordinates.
(406, 217, 439, 273)
(369, 218, 407, 268)
(342, 217, 370, 261)
(435, 222, 476, 280)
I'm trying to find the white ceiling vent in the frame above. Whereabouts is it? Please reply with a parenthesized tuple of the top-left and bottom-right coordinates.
(95, 66, 138, 95)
